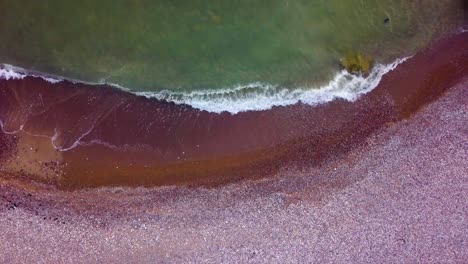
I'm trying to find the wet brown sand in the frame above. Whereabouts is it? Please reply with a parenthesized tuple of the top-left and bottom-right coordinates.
(1, 31, 467, 189)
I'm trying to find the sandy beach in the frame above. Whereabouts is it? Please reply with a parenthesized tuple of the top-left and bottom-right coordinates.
(0, 71, 467, 263)
(0, 26, 466, 263)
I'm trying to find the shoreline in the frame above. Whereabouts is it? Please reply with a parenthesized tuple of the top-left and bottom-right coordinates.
(0, 30, 467, 189)
(1, 57, 407, 114)
(0, 67, 466, 263)
(0, 4, 466, 262)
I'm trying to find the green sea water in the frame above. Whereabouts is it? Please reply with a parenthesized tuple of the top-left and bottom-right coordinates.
(0, 0, 463, 92)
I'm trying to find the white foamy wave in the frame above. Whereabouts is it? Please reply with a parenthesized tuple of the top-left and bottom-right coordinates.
(137, 57, 409, 114)
(0, 67, 26, 80)
(1, 58, 408, 114)
(0, 64, 63, 83)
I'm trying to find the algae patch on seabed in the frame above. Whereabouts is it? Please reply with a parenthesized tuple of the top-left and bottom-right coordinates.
(340, 52, 374, 75)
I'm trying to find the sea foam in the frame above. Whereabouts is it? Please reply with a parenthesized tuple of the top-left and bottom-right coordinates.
(0, 64, 62, 83)
(1, 58, 408, 114)
(136, 58, 408, 114)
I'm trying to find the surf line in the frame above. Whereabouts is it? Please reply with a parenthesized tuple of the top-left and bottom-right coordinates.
(1, 57, 409, 115)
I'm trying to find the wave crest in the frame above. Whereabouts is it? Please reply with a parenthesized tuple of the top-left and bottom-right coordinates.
(1, 58, 408, 114)
(136, 58, 408, 114)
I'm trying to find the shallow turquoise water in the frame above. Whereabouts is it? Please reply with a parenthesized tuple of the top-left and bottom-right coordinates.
(0, 0, 463, 92)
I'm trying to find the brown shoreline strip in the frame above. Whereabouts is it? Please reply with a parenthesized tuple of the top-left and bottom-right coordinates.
(0, 31, 467, 189)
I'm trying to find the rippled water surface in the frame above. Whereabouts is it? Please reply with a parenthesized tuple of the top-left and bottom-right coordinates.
(0, 0, 463, 93)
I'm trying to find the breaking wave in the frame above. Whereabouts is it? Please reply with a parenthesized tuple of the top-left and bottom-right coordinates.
(1, 57, 408, 114)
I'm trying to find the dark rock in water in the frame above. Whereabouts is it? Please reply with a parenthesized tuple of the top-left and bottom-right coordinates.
(384, 17, 390, 24)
